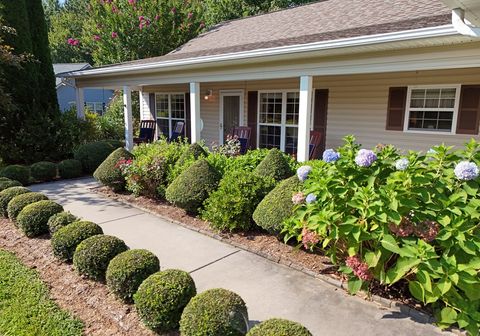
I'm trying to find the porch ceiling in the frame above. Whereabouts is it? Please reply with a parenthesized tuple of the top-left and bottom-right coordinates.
(442, 0, 480, 26)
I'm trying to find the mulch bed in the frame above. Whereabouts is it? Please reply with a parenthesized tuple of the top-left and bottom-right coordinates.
(0, 218, 176, 336)
(95, 186, 422, 310)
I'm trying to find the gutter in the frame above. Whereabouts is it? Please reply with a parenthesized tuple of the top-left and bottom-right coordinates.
(452, 8, 480, 37)
(59, 24, 459, 78)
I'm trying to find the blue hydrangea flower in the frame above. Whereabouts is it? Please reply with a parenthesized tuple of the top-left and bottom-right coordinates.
(395, 158, 409, 171)
(322, 149, 341, 163)
(454, 161, 479, 181)
(297, 165, 312, 182)
(306, 193, 317, 204)
(354, 149, 377, 167)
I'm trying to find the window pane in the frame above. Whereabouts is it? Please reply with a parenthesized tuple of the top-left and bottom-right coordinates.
(408, 110, 452, 132)
(156, 94, 169, 118)
(286, 92, 299, 125)
(260, 93, 282, 124)
(157, 118, 169, 137)
(259, 125, 281, 149)
(171, 94, 185, 119)
(285, 126, 298, 155)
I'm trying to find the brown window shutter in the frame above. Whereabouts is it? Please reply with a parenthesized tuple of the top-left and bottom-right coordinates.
(457, 85, 480, 135)
(386, 87, 407, 131)
(184, 92, 191, 141)
(247, 91, 258, 149)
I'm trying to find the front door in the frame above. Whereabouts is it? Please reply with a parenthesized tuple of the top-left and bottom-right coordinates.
(220, 91, 244, 144)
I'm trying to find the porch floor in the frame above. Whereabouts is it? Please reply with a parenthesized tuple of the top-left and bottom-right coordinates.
(30, 178, 452, 336)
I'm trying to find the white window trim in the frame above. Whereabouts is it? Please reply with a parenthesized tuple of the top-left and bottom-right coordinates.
(403, 84, 461, 135)
(257, 89, 301, 152)
(154, 92, 186, 138)
(219, 90, 245, 145)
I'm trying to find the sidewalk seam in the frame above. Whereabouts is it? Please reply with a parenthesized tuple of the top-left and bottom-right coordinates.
(97, 212, 145, 225)
(189, 250, 241, 274)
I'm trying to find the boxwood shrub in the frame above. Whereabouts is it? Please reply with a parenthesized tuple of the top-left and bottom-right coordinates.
(0, 177, 10, 182)
(134, 269, 196, 332)
(202, 171, 275, 232)
(74, 140, 123, 174)
(165, 159, 220, 214)
(255, 148, 294, 182)
(253, 176, 302, 235)
(93, 147, 133, 191)
(17, 200, 64, 237)
(30, 161, 57, 182)
(73, 235, 128, 281)
(167, 142, 208, 184)
(51, 221, 103, 261)
(106, 249, 160, 303)
(180, 288, 249, 336)
(0, 179, 22, 192)
(58, 159, 83, 179)
(0, 165, 30, 185)
(0, 186, 30, 217)
(246, 318, 312, 336)
(7, 192, 49, 220)
(47, 211, 79, 234)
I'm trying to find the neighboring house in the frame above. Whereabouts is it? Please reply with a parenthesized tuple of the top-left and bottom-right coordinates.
(54, 63, 114, 114)
(58, 0, 480, 161)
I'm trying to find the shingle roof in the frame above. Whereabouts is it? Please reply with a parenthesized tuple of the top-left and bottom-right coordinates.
(53, 63, 91, 85)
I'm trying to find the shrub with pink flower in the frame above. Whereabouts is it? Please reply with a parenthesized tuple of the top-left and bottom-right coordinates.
(115, 158, 133, 175)
(67, 38, 80, 46)
(345, 256, 373, 281)
(291, 192, 305, 205)
(413, 220, 440, 242)
(111, 31, 118, 39)
(388, 216, 414, 237)
(301, 227, 319, 250)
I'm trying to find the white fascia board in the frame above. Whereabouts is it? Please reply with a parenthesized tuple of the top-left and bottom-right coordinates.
(61, 25, 459, 79)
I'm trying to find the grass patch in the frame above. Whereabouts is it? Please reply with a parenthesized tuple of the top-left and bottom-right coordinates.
(0, 249, 83, 336)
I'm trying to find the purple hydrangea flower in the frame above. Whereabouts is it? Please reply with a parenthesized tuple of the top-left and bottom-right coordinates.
(296, 165, 312, 182)
(355, 149, 377, 167)
(306, 193, 317, 204)
(322, 149, 340, 163)
(454, 161, 479, 181)
(395, 158, 409, 171)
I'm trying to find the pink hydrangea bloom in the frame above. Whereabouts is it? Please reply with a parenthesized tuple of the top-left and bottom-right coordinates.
(291, 192, 305, 205)
(346, 256, 372, 281)
(414, 220, 439, 242)
(301, 227, 319, 250)
(388, 217, 414, 237)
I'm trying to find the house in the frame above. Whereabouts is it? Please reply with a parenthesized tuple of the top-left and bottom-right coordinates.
(58, 0, 480, 162)
(54, 63, 114, 114)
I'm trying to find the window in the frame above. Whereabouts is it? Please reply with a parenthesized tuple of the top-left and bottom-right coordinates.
(258, 91, 300, 154)
(155, 93, 186, 137)
(405, 86, 460, 133)
(85, 102, 104, 114)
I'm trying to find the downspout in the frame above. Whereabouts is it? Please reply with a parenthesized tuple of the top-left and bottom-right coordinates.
(452, 8, 480, 37)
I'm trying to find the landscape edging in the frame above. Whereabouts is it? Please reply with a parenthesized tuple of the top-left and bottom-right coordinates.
(93, 187, 462, 332)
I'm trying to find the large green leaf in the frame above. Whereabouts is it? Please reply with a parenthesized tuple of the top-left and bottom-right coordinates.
(439, 307, 458, 324)
(381, 235, 402, 255)
(347, 278, 363, 295)
(408, 281, 425, 302)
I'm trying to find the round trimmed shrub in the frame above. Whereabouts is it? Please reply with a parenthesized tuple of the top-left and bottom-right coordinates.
(0, 177, 11, 182)
(7, 192, 49, 220)
(165, 159, 220, 214)
(47, 211, 79, 234)
(30, 161, 57, 182)
(0, 165, 30, 185)
(253, 176, 302, 235)
(74, 140, 123, 174)
(134, 269, 196, 332)
(0, 179, 22, 192)
(107, 249, 160, 302)
(93, 147, 133, 191)
(0, 186, 30, 217)
(202, 171, 275, 232)
(51, 221, 103, 261)
(73, 235, 128, 281)
(255, 149, 294, 182)
(180, 288, 249, 336)
(17, 200, 64, 237)
(246, 318, 312, 336)
(177, 142, 207, 167)
(58, 159, 83, 179)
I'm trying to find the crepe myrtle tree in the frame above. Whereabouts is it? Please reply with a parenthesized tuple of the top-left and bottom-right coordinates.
(78, 0, 205, 65)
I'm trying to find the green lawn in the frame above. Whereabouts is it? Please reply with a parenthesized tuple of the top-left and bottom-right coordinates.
(0, 249, 83, 336)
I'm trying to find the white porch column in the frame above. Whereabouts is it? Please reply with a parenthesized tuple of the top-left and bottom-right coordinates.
(75, 87, 85, 120)
(297, 75, 313, 162)
(123, 86, 134, 151)
(189, 82, 201, 143)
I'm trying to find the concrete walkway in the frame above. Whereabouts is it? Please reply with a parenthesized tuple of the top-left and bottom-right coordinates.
(30, 178, 451, 336)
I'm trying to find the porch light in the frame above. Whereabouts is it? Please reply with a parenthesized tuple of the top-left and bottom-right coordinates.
(204, 89, 213, 100)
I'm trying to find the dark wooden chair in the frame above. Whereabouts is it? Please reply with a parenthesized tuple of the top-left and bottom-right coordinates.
(168, 121, 185, 142)
(232, 126, 252, 154)
(309, 130, 322, 159)
(134, 120, 156, 144)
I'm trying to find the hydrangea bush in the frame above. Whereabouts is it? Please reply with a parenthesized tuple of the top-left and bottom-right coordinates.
(283, 136, 480, 334)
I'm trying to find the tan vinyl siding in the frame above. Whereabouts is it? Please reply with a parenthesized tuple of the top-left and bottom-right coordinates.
(139, 91, 152, 120)
(315, 68, 480, 151)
